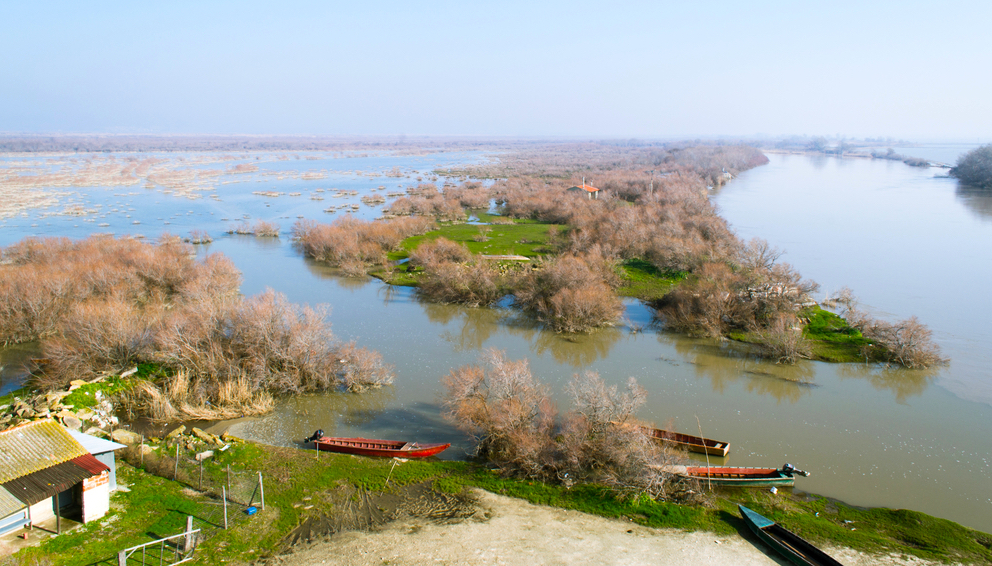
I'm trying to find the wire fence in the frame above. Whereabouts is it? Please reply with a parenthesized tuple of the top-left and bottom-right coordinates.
(122, 443, 265, 545)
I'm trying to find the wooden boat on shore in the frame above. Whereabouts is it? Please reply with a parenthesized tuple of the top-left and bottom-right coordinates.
(304, 431, 450, 459)
(684, 464, 809, 487)
(640, 426, 730, 457)
(739, 505, 843, 566)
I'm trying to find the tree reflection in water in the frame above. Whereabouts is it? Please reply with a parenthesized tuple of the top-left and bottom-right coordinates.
(955, 182, 992, 223)
(420, 301, 627, 367)
(667, 334, 816, 403)
(837, 363, 936, 404)
(250, 386, 397, 440)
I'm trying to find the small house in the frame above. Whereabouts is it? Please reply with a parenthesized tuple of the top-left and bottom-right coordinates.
(0, 419, 112, 535)
(566, 178, 600, 199)
(68, 429, 126, 491)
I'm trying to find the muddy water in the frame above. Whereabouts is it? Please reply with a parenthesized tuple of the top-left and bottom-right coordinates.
(2, 150, 991, 532)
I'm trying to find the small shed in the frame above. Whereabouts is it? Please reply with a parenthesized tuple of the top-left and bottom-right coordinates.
(0, 419, 111, 535)
(68, 429, 126, 491)
(566, 182, 600, 199)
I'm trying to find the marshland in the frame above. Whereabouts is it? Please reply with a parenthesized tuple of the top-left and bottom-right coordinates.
(1, 139, 992, 564)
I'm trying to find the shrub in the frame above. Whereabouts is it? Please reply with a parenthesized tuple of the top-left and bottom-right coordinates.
(846, 308, 945, 369)
(417, 260, 508, 307)
(513, 253, 624, 333)
(441, 349, 556, 476)
(441, 351, 695, 501)
(293, 216, 435, 273)
(950, 144, 992, 189)
(0, 235, 394, 421)
(409, 237, 471, 268)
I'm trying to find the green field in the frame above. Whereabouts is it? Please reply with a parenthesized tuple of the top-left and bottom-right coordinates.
(387, 215, 560, 262)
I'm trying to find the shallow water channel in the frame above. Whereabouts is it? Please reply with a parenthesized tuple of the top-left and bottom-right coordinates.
(1, 148, 990, 532)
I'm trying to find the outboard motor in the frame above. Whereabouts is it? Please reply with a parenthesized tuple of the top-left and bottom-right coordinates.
(304, 429, 324, 443)
(781, 463, 810, 477)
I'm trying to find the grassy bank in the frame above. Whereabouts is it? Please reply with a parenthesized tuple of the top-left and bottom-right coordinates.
(386, 215, 560, 263)
(728, 307, 868, 363)
(616, 259, 687, 301)
(13, 440, 991, 565)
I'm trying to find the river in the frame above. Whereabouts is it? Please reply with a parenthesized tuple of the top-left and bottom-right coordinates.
(1, 147, 990, 532)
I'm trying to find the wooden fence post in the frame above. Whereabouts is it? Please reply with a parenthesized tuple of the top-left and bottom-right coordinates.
(183, 516, 194, 552)
(222, 487, 228, 530)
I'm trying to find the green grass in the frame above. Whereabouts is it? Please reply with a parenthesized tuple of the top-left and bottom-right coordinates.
(717, 489, 992, 564)
(801, 307, 871, 363)
(14, 463, 204, 566)
(386, 217, 560, 262)
(0, 386, 33, 407)
(18, 440, 992, 565)
(617, 258, 686, 301)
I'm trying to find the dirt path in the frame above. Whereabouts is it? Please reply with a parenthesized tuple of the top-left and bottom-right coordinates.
(269, 489, 940, 566)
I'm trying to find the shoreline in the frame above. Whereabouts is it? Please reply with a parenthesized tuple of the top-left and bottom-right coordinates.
(268, 488, 947, 566)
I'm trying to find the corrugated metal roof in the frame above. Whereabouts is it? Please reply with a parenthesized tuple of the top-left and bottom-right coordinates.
(71, 454, 109, 476)
(0, 420, 90, 484)
(67, 429, 126, 455)
(1, 456, 106, 506)
(0, 486, 25, 518)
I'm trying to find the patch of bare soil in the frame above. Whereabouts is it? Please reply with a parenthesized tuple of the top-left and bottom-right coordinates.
(267, 489, 944, 566)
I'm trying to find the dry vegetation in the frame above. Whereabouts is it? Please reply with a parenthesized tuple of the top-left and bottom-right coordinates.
(292, 215, 436, 276)
(442, 349, 699, 502)
(0, 235, 394, 421)
(229, 219, 281, 237)
(830, 289, 947, 369)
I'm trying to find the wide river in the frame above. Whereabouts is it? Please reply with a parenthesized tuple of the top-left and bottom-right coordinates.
(1, 147, 989, 532)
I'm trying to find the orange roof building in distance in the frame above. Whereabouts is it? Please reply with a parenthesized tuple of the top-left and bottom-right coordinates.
(566, 177, 600, 199)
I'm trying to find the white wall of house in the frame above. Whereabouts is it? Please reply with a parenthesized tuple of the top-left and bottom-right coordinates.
(81, 471, 110, 523)
(28, 497, 55, 524)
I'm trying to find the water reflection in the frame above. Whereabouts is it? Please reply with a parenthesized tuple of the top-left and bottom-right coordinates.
(245, 386, 396, 440)
(431, 306, 510, 352)
(423, 302, 627, 367)
(837, 364, 937, 404)
(0, 342, 42, 395)
(530, 326, 625, 367)
(666, 335, 816, 403)
(955, 183, 992, 223)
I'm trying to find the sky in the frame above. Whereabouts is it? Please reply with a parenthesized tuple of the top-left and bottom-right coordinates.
(1, 1, 990, 140)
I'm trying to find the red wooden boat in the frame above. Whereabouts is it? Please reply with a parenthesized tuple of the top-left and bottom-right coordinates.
(683, 464, 809, 487)
(305, 431, 450, 458)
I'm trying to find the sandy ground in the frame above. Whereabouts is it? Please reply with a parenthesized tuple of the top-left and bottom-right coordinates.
(269, 489, 941, 566)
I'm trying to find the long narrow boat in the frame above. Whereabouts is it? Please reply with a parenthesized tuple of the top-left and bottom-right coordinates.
(640, 426, 730, 457)
(739, 505, 844, 566)
(684, 464, 808, 487)
(305, 432, 450, 459)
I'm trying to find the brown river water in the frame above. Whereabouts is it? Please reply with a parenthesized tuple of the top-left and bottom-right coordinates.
(1, 149, 990, 532)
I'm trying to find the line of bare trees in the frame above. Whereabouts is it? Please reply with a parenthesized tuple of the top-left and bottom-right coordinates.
(0, 235, 394, 421)
(441, 349, 700, 502)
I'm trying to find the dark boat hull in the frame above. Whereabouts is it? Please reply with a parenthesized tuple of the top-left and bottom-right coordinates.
(686, 466, 794, 487)
(641, 426, 730, 457)
(314, 437, 450, 458)
(739, 505, 844, 566)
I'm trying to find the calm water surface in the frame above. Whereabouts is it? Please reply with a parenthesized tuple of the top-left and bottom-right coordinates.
(2, 149, 990, 532)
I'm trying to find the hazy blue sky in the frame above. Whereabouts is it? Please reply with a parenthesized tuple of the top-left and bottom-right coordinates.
(2, 1, 989, 139)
